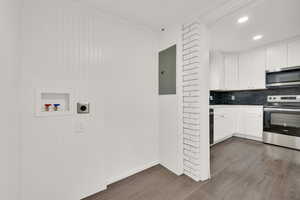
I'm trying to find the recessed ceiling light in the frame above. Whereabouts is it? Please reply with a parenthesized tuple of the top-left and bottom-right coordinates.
(253, 35, 263, 41)
(237, 16, 249, 24)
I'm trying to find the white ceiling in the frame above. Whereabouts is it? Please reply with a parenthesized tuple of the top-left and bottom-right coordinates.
(82, 0, 228, 30)
(210, 0, 300, 52)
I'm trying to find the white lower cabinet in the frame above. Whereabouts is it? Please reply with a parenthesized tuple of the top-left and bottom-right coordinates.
(213, 106, 263, 144)
(237, 107, 263, 139)
(214, 107, 237, 143)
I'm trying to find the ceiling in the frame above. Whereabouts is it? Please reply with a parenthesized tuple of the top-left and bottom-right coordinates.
(210, 0, 300, 52)
(82, 0, 228, 31)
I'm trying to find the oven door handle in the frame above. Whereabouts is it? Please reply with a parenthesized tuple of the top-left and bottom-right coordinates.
(264, 108, 300, 112)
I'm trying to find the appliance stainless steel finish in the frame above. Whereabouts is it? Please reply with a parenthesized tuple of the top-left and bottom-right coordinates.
(266, 66, 300, 88)
(263, 131, 300, 150)
(263, 95, 300, 150)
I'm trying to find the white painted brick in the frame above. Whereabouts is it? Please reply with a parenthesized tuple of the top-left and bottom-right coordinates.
(184, 149, 200, 159)
(183, 134, 200, 142)
(183, 65, 199, 72)
(183, 144, 200, 153)
(183, 138, 200, 147)
(183, 33, 200, 42)
(183, 107, 200, 113)
(182, 20, 204, 181)
(183, 129, 199, 137)
(183, 117, 199, 124)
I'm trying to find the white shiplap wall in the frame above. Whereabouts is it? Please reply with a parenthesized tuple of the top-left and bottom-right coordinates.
(20, 1, 159, 199)
(182, 21, 210, 181)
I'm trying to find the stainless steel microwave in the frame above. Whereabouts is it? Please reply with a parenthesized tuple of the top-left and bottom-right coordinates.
(266, 66, 300, 88)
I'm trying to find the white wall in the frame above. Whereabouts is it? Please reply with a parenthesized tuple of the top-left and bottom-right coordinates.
(158, 25, 183, 175)
(0, 0, 20, 199)
(20, 1, 159, 199)
(158, 22, 210, 181)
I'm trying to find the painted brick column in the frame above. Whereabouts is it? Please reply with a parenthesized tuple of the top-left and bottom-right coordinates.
(181, 21, 210, 181)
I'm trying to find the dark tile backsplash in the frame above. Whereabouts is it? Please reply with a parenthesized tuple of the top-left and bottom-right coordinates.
(210, 87, 300, 105)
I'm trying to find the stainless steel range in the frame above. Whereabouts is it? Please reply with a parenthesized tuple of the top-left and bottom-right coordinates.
(263, 95, 300, 150)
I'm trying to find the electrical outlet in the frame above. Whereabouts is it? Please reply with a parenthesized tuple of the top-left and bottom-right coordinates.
(77, 102, 90, 114)
(231, 95, 236, 101)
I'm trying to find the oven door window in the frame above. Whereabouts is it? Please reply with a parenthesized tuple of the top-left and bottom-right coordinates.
(266, 69, 300, 85)
(265, 111, 300, 137)
(271, 113, 300, 128)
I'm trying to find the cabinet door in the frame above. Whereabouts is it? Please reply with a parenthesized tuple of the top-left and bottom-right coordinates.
(214, 108, 236, 142)
(210, 51, 224, 90)
(288, 39, 300, 67)
(241, 108, 263, 138)
(245, 113, 263, 138)
(214, 113, 227, 142)
(239, 49, 266, 90)
(238, 52, 251, 90)
(224, 54, 239, 90)
(249, 49, 266, 89)
(266, 43, 288, 71)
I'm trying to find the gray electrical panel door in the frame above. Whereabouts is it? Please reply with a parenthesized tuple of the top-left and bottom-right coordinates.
(159, 45, 176, 95)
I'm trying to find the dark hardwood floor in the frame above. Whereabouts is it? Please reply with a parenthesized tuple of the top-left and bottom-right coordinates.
(84, 137, 300, 200)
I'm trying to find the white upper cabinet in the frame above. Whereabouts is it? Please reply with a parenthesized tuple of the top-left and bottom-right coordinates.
(288, 38, 300, 67)
(266, 43, 288, 71)
(210, 51, 224, 90)
(210, 48, 267, 91)
(251, 49, 266, 89)
(224, 54, 239, 90)
(210, 51, 239, 91)
(239, 49, 266, 90)
(239, 51, 252, 90)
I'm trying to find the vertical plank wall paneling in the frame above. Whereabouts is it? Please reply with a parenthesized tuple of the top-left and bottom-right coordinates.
(20, 1, 159, 199)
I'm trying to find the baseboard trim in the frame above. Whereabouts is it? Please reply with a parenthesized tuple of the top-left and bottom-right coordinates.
(233, 133, 263, 142)
(212, 135, 233, 145)
(106, 160, 160, 186)
(159, 162, 183, 176)
(80, 185, 107, 200)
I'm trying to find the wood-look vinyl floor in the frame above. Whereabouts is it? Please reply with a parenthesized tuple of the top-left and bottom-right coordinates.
(84, 137, 300, 200)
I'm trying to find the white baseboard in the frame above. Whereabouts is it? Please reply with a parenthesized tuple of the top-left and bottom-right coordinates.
(80, 185, 107, 200)
(106, 160, 160, 185)
(212, 134, 233, 146)
(233, 133, 262, 142)
(159, 162, 183, 176)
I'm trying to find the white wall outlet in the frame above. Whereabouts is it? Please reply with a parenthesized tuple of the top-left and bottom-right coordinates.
(231, 95, 236, 101)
